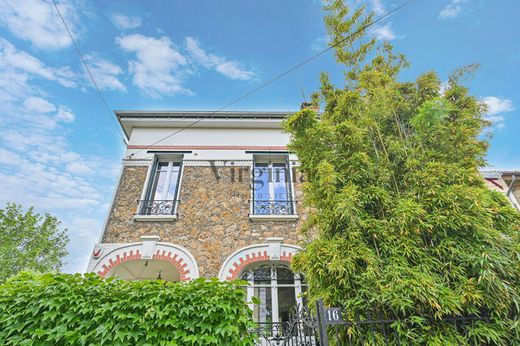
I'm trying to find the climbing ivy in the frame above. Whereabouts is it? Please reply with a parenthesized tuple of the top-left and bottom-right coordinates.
(0, 272, 256, 345)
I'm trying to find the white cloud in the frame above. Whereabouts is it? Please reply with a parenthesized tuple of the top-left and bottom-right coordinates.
(111, 13, 142, 30)
(116, 34, 191, 98)
(185, 36, 256, 80)
(84, 55, 126, 91)
(56, 105, 75, 123)
(311, 36, 328, 52)
(0, 38, 78, 88)
(0, 0, 80, 50)
(215, 61, 256, 80)
(482, 96, 514, 116)
(481, 96, 515, 129)
(439, 81, 450, 95)
(66, 160, 94, 175)
(439, 0, 467, 19)
(0, 38, 119, 274)
(370, 23, 397, 41)
(23, 96, 57, 113)
(0, 148, 21, 165)
(369, 0, 385, 15)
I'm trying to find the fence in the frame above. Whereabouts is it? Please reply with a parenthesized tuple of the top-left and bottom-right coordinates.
(252, 300, 503, 345)
(315, 300, 500, 346)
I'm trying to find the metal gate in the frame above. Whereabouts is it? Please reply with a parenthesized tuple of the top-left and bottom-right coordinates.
(315, 300, 497, 346)
(252, 305, 319, 345)
(251, 300, 498, 345)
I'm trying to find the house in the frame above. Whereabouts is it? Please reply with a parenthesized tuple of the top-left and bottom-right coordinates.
(481, 170, 520, 210)
(87, 108, 519, 325)
(87, 110, 308, 325)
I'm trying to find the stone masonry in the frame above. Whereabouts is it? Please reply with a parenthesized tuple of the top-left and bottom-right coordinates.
(102, 164, 307, 277)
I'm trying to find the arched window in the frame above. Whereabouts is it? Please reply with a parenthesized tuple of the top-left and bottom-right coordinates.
(241, 264, 307, 324)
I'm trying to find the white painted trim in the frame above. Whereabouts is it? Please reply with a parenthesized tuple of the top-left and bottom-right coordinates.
(139, 160, 155, 202)
(156, 241, 200, 278)
(96, 165, 124, 245)
(184, 160, 253, 167)
(133, 215, 177, 222)
(173, 160, 186, 216)
(249, 157, 254, 216)
(249, 214, 299, 221)
(218, 242, 302, 281)
(271, 276, 279, 324)
(89, 240, 199, 279)
(122, 158, 153, 166)
(288, 159, 297, 215)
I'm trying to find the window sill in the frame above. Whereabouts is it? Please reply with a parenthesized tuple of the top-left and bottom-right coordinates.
(133, 214, 177, 222)
(249, 214, 299, 221)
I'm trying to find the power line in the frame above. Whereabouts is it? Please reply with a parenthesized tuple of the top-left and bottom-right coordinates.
(49, 0, 128, 144)
(128, 0, 415, 159)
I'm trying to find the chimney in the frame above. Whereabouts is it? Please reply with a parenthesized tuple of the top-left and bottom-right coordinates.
(300, 102, 319, 113)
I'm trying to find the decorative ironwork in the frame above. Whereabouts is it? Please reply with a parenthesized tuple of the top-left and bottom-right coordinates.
(249, 300, 497, 345)
(137, 200, 177, 215)
(315, 299, 496, 345)
(253, 200, 295, 215)
(241, 265, 304, 282)
(252, 305, 318, 346)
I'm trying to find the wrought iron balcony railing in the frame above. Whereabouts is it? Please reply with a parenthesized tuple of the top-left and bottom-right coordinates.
(252, 200, 295, 215)
(137, 200, 177, 216)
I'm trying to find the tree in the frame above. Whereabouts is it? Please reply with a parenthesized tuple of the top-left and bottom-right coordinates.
(285, 0, 519, 343)
(0, 203, 69, 282)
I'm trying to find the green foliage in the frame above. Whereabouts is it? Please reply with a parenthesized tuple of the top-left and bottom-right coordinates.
(0, 272, 256, 345)
(285, 1, 520, 344)
(0, 203, 69, 282)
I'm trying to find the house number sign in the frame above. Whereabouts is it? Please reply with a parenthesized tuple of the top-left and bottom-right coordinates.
(324, 307, 343, 325)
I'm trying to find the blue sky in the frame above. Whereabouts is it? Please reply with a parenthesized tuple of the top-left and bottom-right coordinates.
(0, 0, 518, 273)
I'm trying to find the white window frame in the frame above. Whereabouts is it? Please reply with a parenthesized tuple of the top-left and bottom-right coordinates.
(243, 264, 305, 324)
(250, 154, 297, 219)
(148, 161, 180, 201)
(135, 154, 184, 220)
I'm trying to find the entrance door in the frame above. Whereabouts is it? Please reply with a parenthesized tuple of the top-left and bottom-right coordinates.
(241, 264, 306, 324)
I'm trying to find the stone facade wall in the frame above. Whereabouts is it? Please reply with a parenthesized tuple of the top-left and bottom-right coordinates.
(102, 164, 307, 278)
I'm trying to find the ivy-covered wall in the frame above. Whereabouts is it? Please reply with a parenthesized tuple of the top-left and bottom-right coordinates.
(0, 272, 256, 345)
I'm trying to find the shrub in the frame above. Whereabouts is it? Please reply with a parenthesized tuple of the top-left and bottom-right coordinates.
(0, 272, 256, 345)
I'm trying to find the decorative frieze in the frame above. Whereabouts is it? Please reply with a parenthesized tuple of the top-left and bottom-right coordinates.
(122, 158, 153, 167)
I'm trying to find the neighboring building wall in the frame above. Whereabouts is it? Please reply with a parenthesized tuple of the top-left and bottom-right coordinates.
(102, 162, 306, 278)
(501, 174, 520, 207)
(482, 171, 520, 210)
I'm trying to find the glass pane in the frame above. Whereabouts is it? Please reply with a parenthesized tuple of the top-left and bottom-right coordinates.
(272, 163, 288, 200)
(273, 163, 291, 214)
(166, 164, 180, 200)
(152, 168, 167, 200)
(254, 287, 272, 324)
(253, 163, 270, 214)
(240, 270, 253, 281)
(276, 266, 294, 284)
(254, 266, 271, 283)
(277, 285, 296, 323)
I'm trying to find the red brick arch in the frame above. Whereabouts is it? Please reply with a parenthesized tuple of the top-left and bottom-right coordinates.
(152, 249, 191, 281)
(94, 243, 198, 281)
(219, 243, 300, 281)
(226, 250, 270, 281)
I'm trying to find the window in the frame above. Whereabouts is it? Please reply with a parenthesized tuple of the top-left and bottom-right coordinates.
(241, 264, 306, 325)
(252, 156, 294, 215)
(139, 160, 182, 215)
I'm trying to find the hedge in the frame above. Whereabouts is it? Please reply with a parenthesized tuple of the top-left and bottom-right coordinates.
(0, 272, 257, 345)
